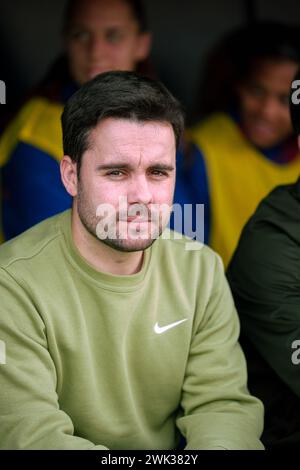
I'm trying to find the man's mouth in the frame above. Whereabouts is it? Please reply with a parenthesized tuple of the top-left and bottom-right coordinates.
(244, 118, 279, 142)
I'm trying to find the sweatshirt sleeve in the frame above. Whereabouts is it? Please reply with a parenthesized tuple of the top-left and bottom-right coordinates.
(0, 268, 107, 450)
(176, 254, 264, 450)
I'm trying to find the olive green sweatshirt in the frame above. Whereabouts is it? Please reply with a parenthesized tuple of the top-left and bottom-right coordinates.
(0, 210, 263, 449)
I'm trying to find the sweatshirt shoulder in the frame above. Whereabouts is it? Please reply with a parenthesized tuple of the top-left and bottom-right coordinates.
(157, 229, 223, 269)
(0, 212, 68, 270)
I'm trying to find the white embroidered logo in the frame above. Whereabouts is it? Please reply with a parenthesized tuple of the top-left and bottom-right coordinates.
(154, 319, 188, 335)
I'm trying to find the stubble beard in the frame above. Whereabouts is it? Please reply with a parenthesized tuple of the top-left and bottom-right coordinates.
(76, 184, 167, 253)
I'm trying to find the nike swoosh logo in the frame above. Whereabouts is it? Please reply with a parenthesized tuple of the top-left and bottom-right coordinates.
(154, 318, 188, 335)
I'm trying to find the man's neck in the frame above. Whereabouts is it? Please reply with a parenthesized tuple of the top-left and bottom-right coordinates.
(71, 211, 144, 276)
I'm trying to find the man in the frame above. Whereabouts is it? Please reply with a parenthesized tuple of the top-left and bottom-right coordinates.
(227, 69, 300, 448)
(0, 71, 263, 450)
(0, 0, 151, 240)
(174, 22, 300, 267)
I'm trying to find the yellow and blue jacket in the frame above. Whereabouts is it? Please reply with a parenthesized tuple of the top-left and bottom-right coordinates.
(0, 96, 72, 240)
(173, 112, 300, 267)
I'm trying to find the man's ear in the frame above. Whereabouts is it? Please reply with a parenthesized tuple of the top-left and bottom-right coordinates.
(60, 155, 78, 197)
(135, 32, 152, 62)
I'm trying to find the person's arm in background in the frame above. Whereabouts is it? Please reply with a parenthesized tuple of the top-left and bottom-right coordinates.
(2, 142, 72, 239)
(0, 267, 107, 450)
(172, 141, 211, 244)
(227, 205, 300, 399)
(177, 251, 264, 449)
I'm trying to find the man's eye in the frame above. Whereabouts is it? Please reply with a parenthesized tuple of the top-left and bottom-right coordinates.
(248, 85, 265, 98)
(151, 170, 168, 177)
(69, 30, 90, 42)
(107, 170, 125, 177)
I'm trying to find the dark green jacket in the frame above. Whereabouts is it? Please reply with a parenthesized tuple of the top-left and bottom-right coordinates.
(227, 179, 300, 448)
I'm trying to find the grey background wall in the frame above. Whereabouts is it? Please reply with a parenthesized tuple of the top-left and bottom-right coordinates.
(1, 0, 300, 118)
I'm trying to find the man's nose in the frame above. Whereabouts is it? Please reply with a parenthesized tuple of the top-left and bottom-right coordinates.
(127, 176, 153, 206)
(87, 35, 110, 61)
(260, 96, 280, 120)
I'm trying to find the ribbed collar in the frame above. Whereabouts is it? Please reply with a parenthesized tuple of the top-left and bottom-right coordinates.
(58, 210, 153, 292)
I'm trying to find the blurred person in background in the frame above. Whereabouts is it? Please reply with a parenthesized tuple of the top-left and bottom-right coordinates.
(173, 22, 300, 267)
(0, 0, 152, 240)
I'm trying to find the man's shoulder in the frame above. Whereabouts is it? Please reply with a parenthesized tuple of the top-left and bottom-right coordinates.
(4, 96, 63, 138)
(187, 112, 240, 157)
(228, 180, 300, 288)
(154, 231, 225, 309)
(0, 96, 64, 167)
(188, 112, 235, 138)
(0, 211, 68, 273)
(247, 180, 300, 239)
(156, 229, 222, 271)
(18, 97, 63, 161)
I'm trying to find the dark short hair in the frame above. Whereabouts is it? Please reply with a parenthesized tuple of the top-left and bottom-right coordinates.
(63, 0, 149, 33)
(194, 22, 300, 121)
(234, 22, 300, 81)
(62, 71, 184, 171)
(290, 68, 300, 135)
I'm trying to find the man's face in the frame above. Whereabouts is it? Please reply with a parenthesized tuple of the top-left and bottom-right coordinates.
(72, 118, 176, 252)
(65, 0, 151, 85)
(237, 59, 299, 148)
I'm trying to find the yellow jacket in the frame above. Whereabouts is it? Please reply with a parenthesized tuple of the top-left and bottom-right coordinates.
(188, 113, 300, 267)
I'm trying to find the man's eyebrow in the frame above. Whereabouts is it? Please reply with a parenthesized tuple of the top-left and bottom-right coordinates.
(96, 163, 175, 171)
(148, 164, 175, 171)
(96, 163, 133, 171)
